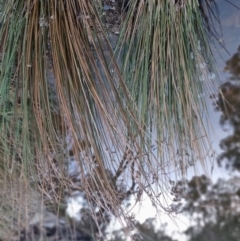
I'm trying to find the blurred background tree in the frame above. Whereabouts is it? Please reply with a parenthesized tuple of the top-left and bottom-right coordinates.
(217, 46, 240, 171)
(171, 174, 240, 241)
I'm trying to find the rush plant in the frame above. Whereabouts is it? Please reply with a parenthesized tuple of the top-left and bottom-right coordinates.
(0, 0, 220, 239)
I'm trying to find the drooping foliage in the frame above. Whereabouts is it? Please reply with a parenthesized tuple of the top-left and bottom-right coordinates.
(117, 0, 218, 173)
(0, 0, 220, 239)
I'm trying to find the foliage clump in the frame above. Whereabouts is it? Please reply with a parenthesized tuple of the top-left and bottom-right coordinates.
(0, 0, 221, 239)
